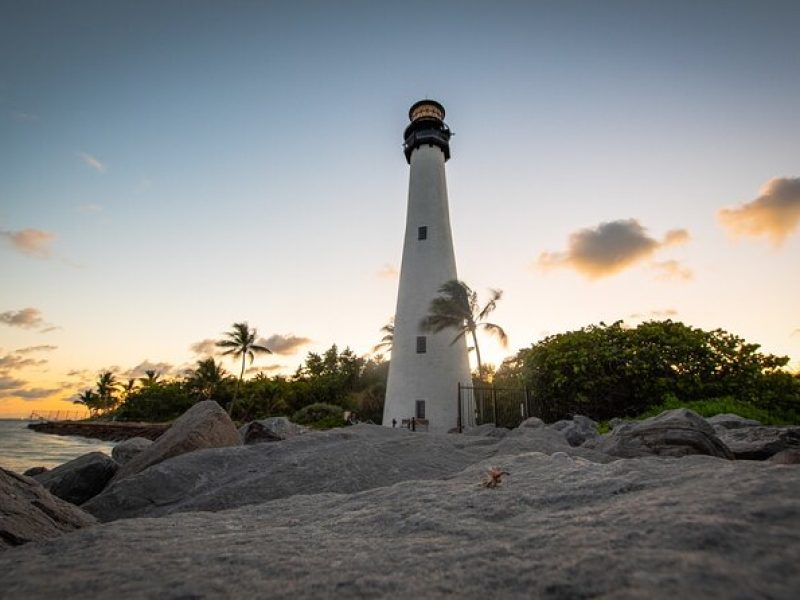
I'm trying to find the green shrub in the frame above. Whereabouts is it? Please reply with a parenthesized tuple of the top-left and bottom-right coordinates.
(635, 395, 800, 426)
(292, 402, 344, 425)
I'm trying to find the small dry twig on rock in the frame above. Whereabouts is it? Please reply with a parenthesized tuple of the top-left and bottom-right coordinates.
(481, 466, 509, 489)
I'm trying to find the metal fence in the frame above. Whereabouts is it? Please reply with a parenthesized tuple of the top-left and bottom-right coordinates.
(28, 410, 90, 422)
(457, 384, 584, 430)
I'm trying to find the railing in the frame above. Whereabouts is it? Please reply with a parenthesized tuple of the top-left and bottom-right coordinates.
(457, 384, 583, 430)
(28, 410, 90, 422)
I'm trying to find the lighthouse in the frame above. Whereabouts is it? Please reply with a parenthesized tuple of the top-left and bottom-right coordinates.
(382, 100, 472, 432)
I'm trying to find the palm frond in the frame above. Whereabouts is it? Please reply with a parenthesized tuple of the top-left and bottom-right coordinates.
(481, 322, 509, 346)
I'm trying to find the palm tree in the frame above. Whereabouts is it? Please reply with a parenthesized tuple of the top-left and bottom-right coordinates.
(73, 389, 100, 416)
(216, 322, 272, 414)
(95, 371, 119, 413)
(420, 280, 508, 382)
(139, 369, 161, 388)
(187, 357, 228, 400)
(372, 318, 395, 355)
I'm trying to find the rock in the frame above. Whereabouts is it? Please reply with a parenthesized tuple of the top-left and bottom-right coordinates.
(238, 417, 309, 445)
(2, 455, 799, 598)
(609, 417, 625, 430)
(462, 423, 509, 438)
(518, 416, 545, 429)
(0, 467, 95, 550)
(111, 400, 241, 483)
(83, 424, 499, 522)
(715, 426, 800, 460)
(707, 413, 762, 430)
(22, 466, 47, 477)
(33, 452, 118, 505)
(550, 415, 598, 447)
(111, 437, 153, 465)
(769, 449, 800, 465)
(585, 409, 734, 459)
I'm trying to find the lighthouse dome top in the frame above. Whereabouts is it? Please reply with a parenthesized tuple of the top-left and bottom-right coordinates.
(409, 99, 445, 122)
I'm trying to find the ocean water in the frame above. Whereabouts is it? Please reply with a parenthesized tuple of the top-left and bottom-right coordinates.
(0, 420, 116, 474)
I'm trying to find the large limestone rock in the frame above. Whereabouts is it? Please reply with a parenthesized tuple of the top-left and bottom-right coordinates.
(585, 408, 734, 459)
(715, 426, 800, 460)
(550, 415, 599, 447)
(0, 468, 95, 550)
(238, 417, 309, 445)
(2, 454, 798, 598)
(83, 425, 497, 522)
(111, 437, 153, 465)
(33, 452, 118, 505)
(707, 413, 761, 430)
(111, 400, 241, 483)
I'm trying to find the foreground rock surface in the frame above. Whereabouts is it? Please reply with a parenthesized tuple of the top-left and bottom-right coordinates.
(715, 425, 800, 460)
(0, 468, 96, 550)
(111, 437, 153, 465)
(33, 451, 118, 505)
(586, 408, 734, 459)
(111, 400, 241, 483)
(2, 453, 798, 598)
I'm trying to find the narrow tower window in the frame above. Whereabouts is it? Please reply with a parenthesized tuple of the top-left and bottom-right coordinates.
(417, 226, 428, 240)
(416, 336, 427, 353)
(416, 400, 426, 419)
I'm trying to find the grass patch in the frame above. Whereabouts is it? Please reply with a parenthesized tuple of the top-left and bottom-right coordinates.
(634, 395, 799, 426)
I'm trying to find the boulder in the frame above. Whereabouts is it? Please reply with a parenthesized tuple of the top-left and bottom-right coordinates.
(585, 409, 734, 459)
(82, 425, 498, 522)
(518, 416, 545, 429)
(33, 452, 118, 505)
(22, 466, 47, 477)
(462, 423, 510, 438)
(111, 437, 153, 465)
(238, 417, 309, 445)
(707, 413, 762, 430)
(769, 449, 800, 465)
(2, 455, 799, 598)
(111, 400, 241, 483)
(0, 467, 95, 550)
(550, 415, 599, 447)
(715, 426, 800, 460)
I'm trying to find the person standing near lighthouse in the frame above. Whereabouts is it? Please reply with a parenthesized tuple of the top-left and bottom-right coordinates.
(382, 100, 472, 432)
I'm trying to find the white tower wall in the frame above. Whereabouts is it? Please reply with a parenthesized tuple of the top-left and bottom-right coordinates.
(382, 138, 472, 432)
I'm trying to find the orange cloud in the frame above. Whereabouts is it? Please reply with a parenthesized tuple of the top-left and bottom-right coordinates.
(718, 177, 800, 245)
(0, 307, 44, 329)
(257, 334, 312, 355)
(536, 219, 690, 279)
(0, 228, 55, 258)
(651, 260, 693, 281)
(377, 264, 399, 279)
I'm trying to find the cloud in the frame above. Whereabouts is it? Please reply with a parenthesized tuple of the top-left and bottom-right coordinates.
(257, 334, 312, 355)
(0, 354, 47, 370)
(245, 364, 285, 375)
(15, 345, 57, 354)
(0, 307, 44, 329)
(718, 177, 800, 245)
(0, 228, 56, 258)
(0, 376, 26, 390)
(120, 360, 175, 379)
(0, 386, 64, 400)
(536, 219, 690, 279)
(190, 338, 218, 357)
(651, 260, 693, 281)
(377, 264, 399, 279)
(78, 151, 106, 173)
(39, 325, 62, 333)
(628, 309, 679, 320)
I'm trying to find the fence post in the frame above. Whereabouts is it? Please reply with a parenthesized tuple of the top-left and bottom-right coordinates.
(457, 382, 463, 433)
(491, 386, 498, 427)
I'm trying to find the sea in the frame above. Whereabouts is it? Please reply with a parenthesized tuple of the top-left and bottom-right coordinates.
(0, 419, 116, 474)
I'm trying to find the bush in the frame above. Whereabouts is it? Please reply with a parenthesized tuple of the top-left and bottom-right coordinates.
(292, 403, 345, 426)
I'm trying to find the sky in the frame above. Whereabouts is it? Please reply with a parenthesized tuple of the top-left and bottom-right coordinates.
(1, 1, 799, 418)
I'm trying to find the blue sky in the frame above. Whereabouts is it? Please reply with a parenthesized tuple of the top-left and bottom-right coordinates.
(1, 1, 799, 416)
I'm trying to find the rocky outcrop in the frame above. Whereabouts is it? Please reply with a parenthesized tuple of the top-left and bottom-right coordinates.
(2, 453, 799, 598)
(715, 426, 800, 460)
(27, 421, 169, 442)
(550, 415, 599, 447)
(33, 452, 118, 505)
(82, 425, 497, 522)
(770, 448, 800, 465)
(238, 417, 309, 445)
(707, 413, 761, 430)
(111, 437, 153, 465)
(111, 400, 241, 483)
(22, 466, 47, 477)
(585, 409, 734, 459)
(0, 468, 95, 550)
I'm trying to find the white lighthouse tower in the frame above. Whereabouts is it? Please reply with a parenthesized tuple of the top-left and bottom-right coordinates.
(382, 100, 472, 432)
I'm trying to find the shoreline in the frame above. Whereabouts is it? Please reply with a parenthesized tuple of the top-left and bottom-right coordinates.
(27, 421, 170, 442)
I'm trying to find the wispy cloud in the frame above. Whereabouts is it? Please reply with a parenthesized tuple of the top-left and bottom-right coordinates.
(0, 386, 65, 400)
(0, 228, 56, 258)
(651, 260, 693, 281)
(245, 364, 285, 375)
(0, 376, 26, 390)
(14, 345, 57, 354)
(536, 219, 690, 279)
(718, 177, 800, 245)
(628, 308, 679, 320)
(377, 264, 399, 279)
(257, 334, 312, 355)
(0, 307, 44, 329)
(120, 360, 175, 379)
(78, 151, 106, 173)
(0, 353, 47, 371)
(190, 338, 218, 357)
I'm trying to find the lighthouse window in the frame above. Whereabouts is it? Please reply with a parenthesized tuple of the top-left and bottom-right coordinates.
(416, 400, 426, 419)
(418, 226, 428, 240)
(416, 336, 427, 353)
